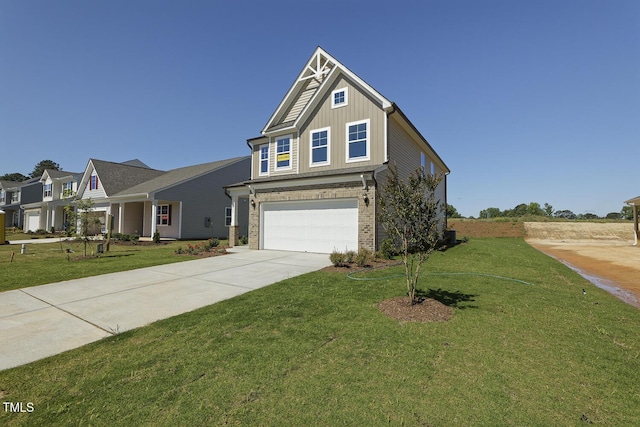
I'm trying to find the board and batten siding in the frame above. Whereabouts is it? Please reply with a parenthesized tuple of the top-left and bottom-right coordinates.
(297, 76, 386, 174)
(251, 135, 299, 179)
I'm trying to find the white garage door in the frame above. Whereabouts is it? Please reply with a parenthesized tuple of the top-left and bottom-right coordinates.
(26, 213, 40, 232)
(262, 199, 358, 253)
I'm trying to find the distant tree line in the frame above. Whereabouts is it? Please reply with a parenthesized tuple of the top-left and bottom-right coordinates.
(0, 160, 61, 181)
(446, 202, 634, 221)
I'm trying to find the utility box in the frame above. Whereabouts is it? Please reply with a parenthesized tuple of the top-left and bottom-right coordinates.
(0, 209, 5, 244)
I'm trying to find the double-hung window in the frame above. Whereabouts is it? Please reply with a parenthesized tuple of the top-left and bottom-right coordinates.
(157, 204, 171, 226)
(346, 119, 370, 162)
(310, 128, 330, 166)
(259, 145, 269, 176)
(331, 87, 348, 108)
(62, 181, 73, 197)
(275, 136, 291, 170)
(43, 184, 52, 198)
(90, 175, 99, 190)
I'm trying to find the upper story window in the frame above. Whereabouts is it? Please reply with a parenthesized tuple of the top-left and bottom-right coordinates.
(331, 87, 348, 109)
(0, 191, 4, 204)
(11, 190, 20, 203)
(275, 136, 291, 170)
(259, 145, 269, 176)
(62, 181, 74, 197)
(346, 119, 370, 162)
(43, 184, 52, 198)
(90, 175, 99, 190)
(310, 127, 330, 166)
(157, 204, 171, 226)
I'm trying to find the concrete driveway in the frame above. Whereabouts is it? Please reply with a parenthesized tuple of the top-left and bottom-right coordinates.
(0, 248, 330, 371)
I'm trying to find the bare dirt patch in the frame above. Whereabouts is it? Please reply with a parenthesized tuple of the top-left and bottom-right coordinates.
(524, 222, 640, 307)
(378, 296, 453, 322)
(448, 219, 525, 238)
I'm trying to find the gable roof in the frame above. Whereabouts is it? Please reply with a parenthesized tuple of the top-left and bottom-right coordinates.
(120, 159, 151, 168)
(112, 156, 250, 198)
(626, 196, 640, 205)
(41, 169, 82, 181)
(86, 159, 165, 196)
(0, 180, 21, 191)
(262, 46, 392, 135)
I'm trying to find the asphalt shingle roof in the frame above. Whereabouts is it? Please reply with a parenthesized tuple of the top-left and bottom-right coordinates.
(90, 159, 166, 196)
(112, 156, 250, 197)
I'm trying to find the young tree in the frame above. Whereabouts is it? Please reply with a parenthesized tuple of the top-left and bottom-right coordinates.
(31, 160, 60, 178)
(378, 163, 444, 305)
(64, 198, 101, 257)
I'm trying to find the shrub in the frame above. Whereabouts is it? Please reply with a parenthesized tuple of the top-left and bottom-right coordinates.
(329, 250, 347, 267)
(152, 231, 161, 244)
(112, 233, 122, 241)
(175, 246, 183, 254)
(205, 238, 219, 250)
(380, 238, 398, 260)
(130, 234, 140, 244)
(345, 250, 356, 264)
(355, 247, 372, 267)
(239, 235, 248, 245)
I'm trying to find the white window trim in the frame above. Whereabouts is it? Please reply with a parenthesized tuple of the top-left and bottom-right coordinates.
(309, 127, 331, 167)
(345, 119, 370, 163)
(225, 207, 232, 227)
(157, 204, 170, 226)
(331, 87, 348, 109)
(259, 144, 269, 177)
(43, 183, 52, 198)
(274, 135, 293, 171)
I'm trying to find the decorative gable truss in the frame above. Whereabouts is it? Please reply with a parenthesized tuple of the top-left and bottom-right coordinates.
(262, 47, 392, 136)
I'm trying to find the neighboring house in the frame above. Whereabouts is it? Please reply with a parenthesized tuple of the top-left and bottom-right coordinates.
(625, 196, 639, 246)
(1, 177, 42, 229)
(21, 169, 82, 232)
(75, 157, 250, 239)
(226, 47, 450, 253)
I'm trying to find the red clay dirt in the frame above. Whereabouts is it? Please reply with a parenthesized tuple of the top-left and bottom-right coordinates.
(449, 220, 640, 307)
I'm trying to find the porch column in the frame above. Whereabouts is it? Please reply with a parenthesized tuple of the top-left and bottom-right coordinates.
(151, 201, 158, 237)
(118, 203, 124, 233)
(229, 193, 239, 247)
(634, 205, 638, 246)
(50, 208, 55, 232)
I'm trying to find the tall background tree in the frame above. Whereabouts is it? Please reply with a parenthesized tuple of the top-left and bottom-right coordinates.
(31, 160, 60, 178)
(0, 172, 29, 182)
(378, 163, 444, 305)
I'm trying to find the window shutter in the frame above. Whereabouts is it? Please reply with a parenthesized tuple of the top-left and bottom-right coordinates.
(168, 205, 172, 226)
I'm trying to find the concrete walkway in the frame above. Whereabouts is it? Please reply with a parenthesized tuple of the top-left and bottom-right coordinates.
(0, 248, 330, 371)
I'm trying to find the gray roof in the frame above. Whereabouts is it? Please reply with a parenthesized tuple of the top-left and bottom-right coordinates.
(112, 156, 250, 197)
(120, 159, 151, 168)
(0, 180, 21, 190)
(44, 169, 82, 180)
(90, 159, 166, 196)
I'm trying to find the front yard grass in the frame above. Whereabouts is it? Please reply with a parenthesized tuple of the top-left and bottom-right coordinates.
(1, 238, 639, 425)
(0, 238, 228, 292)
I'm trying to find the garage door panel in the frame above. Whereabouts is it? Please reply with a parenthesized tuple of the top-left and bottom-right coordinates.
(262, 199, 358, 253)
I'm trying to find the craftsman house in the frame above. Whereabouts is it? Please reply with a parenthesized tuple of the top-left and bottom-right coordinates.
(226, 47, 449, 253)
(21, 169, 82, 232)
(75, 157, 250, 239)
(1, 177, 42, 230)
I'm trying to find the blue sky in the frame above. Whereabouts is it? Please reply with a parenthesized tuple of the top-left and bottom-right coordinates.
(1, 0, 638, 217)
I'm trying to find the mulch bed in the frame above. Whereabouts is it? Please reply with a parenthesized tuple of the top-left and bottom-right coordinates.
(378, 296, 454, 322)
(321, 258, 400, 273)
(324, 259, 454, 322)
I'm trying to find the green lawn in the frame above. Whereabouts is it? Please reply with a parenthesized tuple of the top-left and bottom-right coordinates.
(0, 238, 229, 292)
(1, 238, 639, 426)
